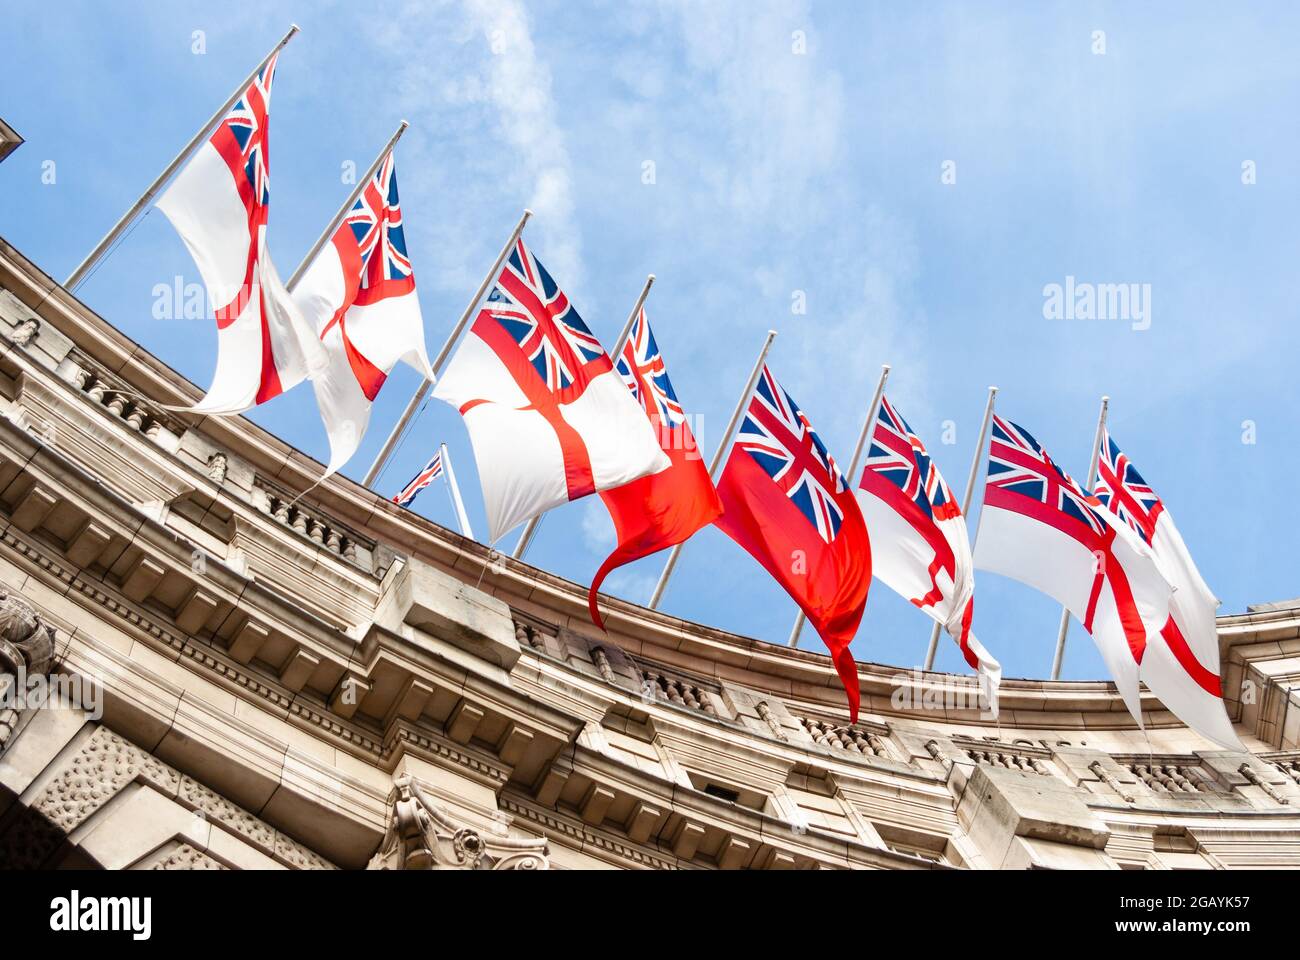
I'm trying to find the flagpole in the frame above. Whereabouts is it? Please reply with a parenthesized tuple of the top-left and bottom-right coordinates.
(439, 443, 474, 540)
(65, 24, 301, 291)
(788, 363, 891, 648)
(922, 385, 998, 669)
(361, 207, 533, 487)
(286, 121, 408, 291)
(648, 329, 778, 610)
(1049, 394, 1109, 680)
(512, 273, 657, 560)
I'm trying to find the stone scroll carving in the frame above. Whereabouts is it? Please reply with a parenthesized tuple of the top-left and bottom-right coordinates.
(0, 589, 56, 753)
(11, 317, 40, 347)
(368, 775, 549, 871)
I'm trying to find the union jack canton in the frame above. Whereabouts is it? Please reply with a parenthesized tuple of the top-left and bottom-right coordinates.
(617, 308, 686, 426)
(343, 152, 414, 303)
(864, 395, 960, 523)
(393, 451, 443, 509)
(485, 240, 604, 393)
(736, 365, 848, 544)
(1093, 430, 1164, 544)
(987, 416, 1108, 538)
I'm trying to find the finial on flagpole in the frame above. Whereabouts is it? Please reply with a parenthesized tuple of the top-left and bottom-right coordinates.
(523, 208, 534, 218)
(647, 273, 656, 282)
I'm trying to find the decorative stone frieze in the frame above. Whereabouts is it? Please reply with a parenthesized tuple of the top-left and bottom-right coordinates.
(11, 316, 38, 346)
(60, 358, 173, 445)
(640, 667, 721, 715)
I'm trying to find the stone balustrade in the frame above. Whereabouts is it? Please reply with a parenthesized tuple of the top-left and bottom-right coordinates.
(799, 716, 890, 757)
(1121, 759, 1214, 794)
(639, 669, 717, 714)
(254, 480, 376, 574)
(64, 359, 173, 443)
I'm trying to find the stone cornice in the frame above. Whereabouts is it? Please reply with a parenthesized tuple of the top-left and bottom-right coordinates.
(0, 118, 21, 165)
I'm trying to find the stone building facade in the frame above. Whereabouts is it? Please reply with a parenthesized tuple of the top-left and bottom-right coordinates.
(0, 131, 1298, 869)
(0, 119, 21, 166)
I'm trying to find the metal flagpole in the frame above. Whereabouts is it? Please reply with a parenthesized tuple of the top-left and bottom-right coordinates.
(922, 385, 998, 669)
(648, 329, 778, 610)
(65, 24, 301, 291)
(285, 121, 408, 291)
(788, 363, 891, 648)
(439, 443, 474, 540)
(1049, 395, 1109, 680)
(512, 274, 656, 560)
(361, 207, 533, 487)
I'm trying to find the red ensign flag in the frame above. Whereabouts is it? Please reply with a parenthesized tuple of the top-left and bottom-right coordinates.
(713, 364, 872, 721)
(589, 308, 721, 628)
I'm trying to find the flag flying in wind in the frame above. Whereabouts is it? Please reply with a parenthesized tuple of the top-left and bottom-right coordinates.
(713, 364, 872, 721)
(974, 416, 1172, 723)
(432, 239, 670, 542)
(157, 52, 324, 414)
(293, 153, 434, 476)
(1095, 431, 1242, 748)
(393, 450, 443, 509)
(588, 308, 722, 628)
(857, 395, 1002, 713)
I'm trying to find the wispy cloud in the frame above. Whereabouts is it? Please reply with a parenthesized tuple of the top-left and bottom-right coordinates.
(461, 0, 582, 287)
(652, 0, 931, 440)
(656, 0, 843, 222)
(367, 0, 582, 295)
(581, 499, 614, 552)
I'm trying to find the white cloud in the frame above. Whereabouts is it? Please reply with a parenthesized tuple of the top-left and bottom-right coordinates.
(581, 499, 615, 552)
(603, 569, 659, 606)
(647, 2, 934, 443)
(461, 0, 583, 288)
(365, 0, 583, 296)
(656, 0, 844, 220)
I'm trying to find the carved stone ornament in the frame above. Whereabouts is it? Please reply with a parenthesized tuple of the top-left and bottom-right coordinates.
(0, 589, 55, 677)
(206, 452, 229, 484)
(12, 317, 39, 347)
(0, 589, 56, 752)
(368, 775, 549, 870)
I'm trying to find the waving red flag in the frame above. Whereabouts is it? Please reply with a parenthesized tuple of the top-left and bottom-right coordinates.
(713, 364, 872, 721)
(589, 308, 722, 628)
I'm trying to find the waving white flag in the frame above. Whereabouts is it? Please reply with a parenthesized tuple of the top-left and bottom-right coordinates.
(857, 395, 1002, 714)
(433, 238, 668, 542)
(292, 153, 433, 476)
(1095, 431, 1242, 749)
(157, 52, 323, 414)
(974, 416, 1172, 723)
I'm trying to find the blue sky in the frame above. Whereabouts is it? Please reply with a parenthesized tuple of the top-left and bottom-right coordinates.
(2, 1, 1297, 683)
